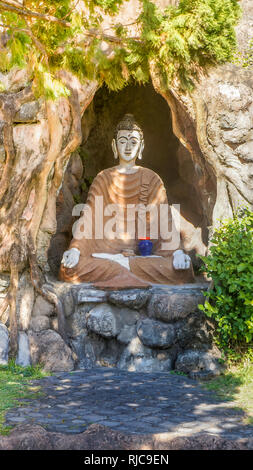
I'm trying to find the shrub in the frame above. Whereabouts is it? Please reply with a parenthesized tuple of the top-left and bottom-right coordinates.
(199, 207, 253, 360)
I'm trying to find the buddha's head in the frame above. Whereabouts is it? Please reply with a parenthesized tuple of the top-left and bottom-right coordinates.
(112, 114, 144, 163)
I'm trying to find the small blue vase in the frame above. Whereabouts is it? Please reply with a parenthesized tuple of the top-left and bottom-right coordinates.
(138, 239, 153, 256)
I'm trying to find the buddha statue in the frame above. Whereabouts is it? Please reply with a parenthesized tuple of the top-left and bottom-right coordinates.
(59, 114, 196, 288)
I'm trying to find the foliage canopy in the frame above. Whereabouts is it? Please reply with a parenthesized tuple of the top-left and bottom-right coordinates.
(199, 207, 253, 360)
(0, 0, 241, 97)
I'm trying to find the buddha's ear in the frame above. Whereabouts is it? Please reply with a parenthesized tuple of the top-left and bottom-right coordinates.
(138, 139, 144, 160)
(112, 139, 118, 159)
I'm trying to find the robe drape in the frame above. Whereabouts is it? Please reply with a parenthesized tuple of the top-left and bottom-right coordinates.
(59, 166, 195, 288)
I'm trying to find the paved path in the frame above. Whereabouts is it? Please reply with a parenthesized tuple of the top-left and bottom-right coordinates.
(4, 368, 253, 439)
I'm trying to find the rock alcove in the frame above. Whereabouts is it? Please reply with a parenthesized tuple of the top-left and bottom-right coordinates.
(34, 82, 220, 377)
(48, 82, 214, 278)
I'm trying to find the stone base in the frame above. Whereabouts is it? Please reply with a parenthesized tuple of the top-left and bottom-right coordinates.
(1, 278, 222, 376)
(41, 280, 222, 376)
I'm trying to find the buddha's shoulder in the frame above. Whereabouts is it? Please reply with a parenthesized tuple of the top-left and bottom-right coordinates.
(92, 167, 114, 182)
(139, 166, 164, 184)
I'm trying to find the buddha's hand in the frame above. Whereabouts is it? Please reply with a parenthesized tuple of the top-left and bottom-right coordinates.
(61, 248, 80, 268)
(173, 249, 191, 270)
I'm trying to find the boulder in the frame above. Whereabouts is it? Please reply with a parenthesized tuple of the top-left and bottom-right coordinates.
(76, 288, 108, 304)
(87, 304, 120, 338)
(175, 350, 222, 378)
(118, 336, 173, 372)
(137, 318, 175, 349)
(28, 329, 75, 372)
(174, 312, 214, 350)
(16, 332, 31, 367)
(147, 287, 205, 322)
(0, 322, 9, 365)
(108, 289, 151, 309)
(86, 303, 139, 339)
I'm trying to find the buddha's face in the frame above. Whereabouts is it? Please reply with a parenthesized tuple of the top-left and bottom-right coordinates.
(114, 130, 143, 163)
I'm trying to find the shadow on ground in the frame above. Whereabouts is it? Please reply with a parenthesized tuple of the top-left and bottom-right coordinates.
(2, 367, 253, 446)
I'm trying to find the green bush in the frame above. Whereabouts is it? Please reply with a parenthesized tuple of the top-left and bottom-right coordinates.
(199, 207, 253, 360)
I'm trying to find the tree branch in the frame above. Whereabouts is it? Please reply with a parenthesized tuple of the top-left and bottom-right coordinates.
(0, 1, 69, 25)
(0, 1, 142, 45)
(27, 232, 68, 343)
(0, 113, 16, 204)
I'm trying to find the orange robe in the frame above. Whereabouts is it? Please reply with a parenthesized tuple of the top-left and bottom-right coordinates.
(59, 166, 195, 288)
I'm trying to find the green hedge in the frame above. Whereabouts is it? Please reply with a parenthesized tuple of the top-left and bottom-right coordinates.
(199, 207, 253, 360)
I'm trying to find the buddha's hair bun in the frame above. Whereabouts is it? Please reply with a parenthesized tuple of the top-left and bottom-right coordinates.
(114, 114, 143, 139)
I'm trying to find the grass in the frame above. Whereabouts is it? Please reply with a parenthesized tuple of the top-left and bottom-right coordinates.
(201, 361, 253, 425)
(0, 360, 50, 435)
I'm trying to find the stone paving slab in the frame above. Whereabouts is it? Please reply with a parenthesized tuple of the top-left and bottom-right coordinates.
(4, 367, 253, 439)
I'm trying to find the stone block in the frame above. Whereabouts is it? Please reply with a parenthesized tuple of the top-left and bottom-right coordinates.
(77, 288, 108, 304)
(137, 318, 175, 349)
(0, 322, 9, 365)
(175, 350, 222, 377)
(87, 304, 120, 338)
(86, 303, 140, 339)
(16, 332, 31, 367)
(108, 289, 151, 309)
(117, 336, 173, 372)
(174, 312, 214, 350)
(28, 329, 75, 372)
(147, 286, 205, 322)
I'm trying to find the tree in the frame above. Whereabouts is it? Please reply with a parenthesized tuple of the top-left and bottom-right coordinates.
(0, 0, 241, 93)
(0, 0, 241, 358)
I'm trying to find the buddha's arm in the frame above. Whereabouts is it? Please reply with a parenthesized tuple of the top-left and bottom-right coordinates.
(152, 192, 184, 257)
(61, 247, 80, 268)
(149, 179, 191, 269)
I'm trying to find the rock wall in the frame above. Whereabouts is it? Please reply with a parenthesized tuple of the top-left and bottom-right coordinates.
(193, 66, 253, 224)
(0, 281, 222, 377)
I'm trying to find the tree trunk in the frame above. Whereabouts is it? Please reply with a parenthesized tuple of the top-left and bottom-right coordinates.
(0, 69, 97, 354)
